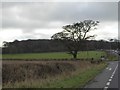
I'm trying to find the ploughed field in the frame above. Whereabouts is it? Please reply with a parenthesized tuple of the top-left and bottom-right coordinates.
(2, 51, 106, 60)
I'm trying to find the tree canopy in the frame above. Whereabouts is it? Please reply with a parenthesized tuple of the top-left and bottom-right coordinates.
(51, 20, 99, 59)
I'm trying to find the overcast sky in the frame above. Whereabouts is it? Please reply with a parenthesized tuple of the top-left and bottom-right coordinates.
(0, 1, 118, 46)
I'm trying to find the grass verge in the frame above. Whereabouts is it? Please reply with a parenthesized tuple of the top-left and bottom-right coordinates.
(41, 62, 107, 88)
(3, 62, 107, 88)
(106, 51, 118, 61)
(107, 54, 118, 61)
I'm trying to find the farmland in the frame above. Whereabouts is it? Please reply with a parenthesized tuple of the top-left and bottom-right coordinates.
(2, 51, 106, 60)
(2, 50, 117, 88)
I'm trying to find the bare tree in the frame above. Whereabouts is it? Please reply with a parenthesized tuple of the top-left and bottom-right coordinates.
(51, 20, 99, 59)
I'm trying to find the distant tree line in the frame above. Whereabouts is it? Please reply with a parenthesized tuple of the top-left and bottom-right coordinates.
(2, 39, 119, 54)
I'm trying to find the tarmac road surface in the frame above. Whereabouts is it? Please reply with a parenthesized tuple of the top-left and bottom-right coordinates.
(85, 61, 119, 89)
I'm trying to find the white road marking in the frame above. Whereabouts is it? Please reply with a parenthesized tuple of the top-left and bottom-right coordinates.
(106, 82, 110, 86)
(110, 76, 113, 79)
(104, 63, 118, 89)
(112, 64, 118, 75)
(104, 86, 108, 90)
(104, 86, 108, 88)
(106, 67, 109, 69)
(111, 74, 114, 77)
(109, 79, 112, 82)
(109, 68, 112, 70)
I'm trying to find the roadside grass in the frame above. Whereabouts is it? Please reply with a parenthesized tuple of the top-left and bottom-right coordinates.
(41, 62, 107, 88)
(3, 62, 107, 88)
(107, 54, 118, 61)
(2, 51, 106, 60)
(104, 51, 118, 61)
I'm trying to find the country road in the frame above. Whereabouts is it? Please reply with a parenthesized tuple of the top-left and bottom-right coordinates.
(85, 61, 119, 89)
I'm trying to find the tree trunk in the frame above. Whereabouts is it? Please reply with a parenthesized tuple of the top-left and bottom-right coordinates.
(72, 51, 77, 60)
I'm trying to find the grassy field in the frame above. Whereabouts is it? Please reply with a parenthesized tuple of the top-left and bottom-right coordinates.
(2, 51, 106, 60)
(2, 50, 117, 88)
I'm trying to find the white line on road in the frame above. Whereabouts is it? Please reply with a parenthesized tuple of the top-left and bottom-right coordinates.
(111, 74, 114, 77)
(104, 63, 118, 89)
(110, 76, 113, 79)
(109, 68, 112, 70)
(104, 86, 108, 88)
(109, 79, 112, 82)
(109, 64, 118, 79)
(106, 67, 109, 69)
(106, 82, 110, 86)
(104, 87, 108, 90)
(112, 64, 118, 75)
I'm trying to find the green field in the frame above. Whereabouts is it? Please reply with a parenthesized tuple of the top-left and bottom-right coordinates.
(2, 51, 106, 60)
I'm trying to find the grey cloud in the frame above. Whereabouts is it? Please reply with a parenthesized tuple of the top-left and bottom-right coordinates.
(2, 2, 118, 31)
(51, 2, 117, 22)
